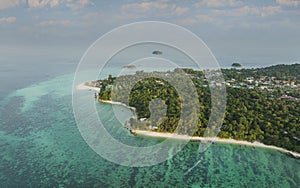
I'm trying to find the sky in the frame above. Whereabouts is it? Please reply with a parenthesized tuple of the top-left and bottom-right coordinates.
(0, 0, 300, 66)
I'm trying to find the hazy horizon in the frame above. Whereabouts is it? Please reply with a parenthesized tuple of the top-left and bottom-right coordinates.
(1, 0, 300, 68)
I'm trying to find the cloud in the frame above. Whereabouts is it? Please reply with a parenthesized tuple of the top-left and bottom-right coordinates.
(28, 0, 52, 8)
(121, 0, 189, 19)
(49, 0, 60, 7)
(196, 0, 242, 8)
(0, 0, 24, 9)
(261, 6, 283, 16)
(276, 0, 300, 7)
(0, 0, 58, 9)
(125, 0, 172, 9)
(65, 0, 92, 10)
(0, 16, 17, 24)
(37, 19, 74, 26)
(176, 15, 216, 25)
(213, 6, 282, 17)
(173, 7, 189, 16)
(121, 0, 174, 13)
(27, 0, 91, 9)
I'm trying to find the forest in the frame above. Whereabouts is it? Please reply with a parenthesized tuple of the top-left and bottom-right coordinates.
(97, 64, 300, 152)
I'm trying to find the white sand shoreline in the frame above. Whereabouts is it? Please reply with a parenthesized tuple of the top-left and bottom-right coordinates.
(134, 130, 300, 159)
(99, 99, 136, 111)
(76, 83, 100, 92)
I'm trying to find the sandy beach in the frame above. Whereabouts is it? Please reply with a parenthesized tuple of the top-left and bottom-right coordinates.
(76, 83, 100, 92)
(134, 130, 300, 159)
(98, 99, 136, 111)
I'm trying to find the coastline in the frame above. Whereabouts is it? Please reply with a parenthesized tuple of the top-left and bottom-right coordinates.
(76, 82, 300, 159)
(98, 99, 136, 112)
(134, 130, 300, 159)
(77, 82, 137, 112)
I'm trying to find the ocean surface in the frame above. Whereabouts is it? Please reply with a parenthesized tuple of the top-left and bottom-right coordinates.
(0, 59, 300, 187)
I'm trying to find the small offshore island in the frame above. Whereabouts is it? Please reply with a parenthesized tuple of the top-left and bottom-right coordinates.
(82, 64, 300, 158)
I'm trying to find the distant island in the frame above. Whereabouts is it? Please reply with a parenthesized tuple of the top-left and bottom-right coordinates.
(123, 65, 136, 69)
(85, 64, 300, 156)
(231, 62, 242, 67)
(152, 50, 162, 55)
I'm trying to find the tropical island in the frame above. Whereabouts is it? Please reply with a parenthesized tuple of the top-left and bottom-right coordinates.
(83, 64, 300, 157)
(231, 62, 242, 67)
(122, 65, 136, 69)
(152, 50, 163, 55)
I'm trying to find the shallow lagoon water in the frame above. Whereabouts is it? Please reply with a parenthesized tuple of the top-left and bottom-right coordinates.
(0, 73, 299, 187)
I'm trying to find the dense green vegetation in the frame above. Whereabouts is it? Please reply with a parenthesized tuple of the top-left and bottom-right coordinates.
(222, 64, 300, 83)
(98, 64, 300, 152)
(152, 50, 163, 55)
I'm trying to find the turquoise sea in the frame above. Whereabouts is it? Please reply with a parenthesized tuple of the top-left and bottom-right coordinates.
(0, 64, 300, 187)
